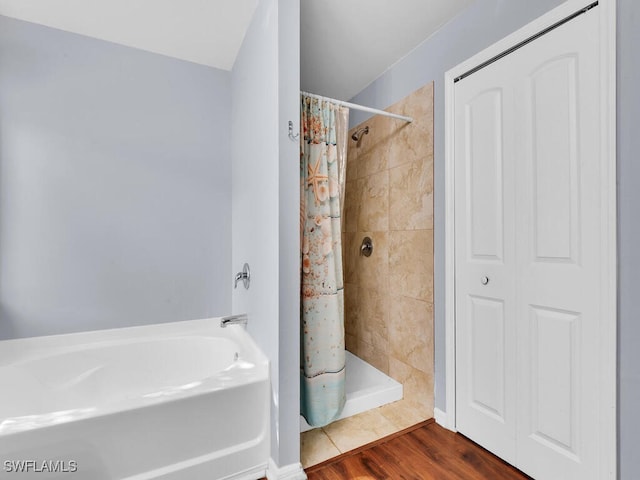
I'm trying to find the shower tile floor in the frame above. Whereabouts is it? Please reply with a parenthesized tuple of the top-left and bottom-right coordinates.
(301, 398, 432, 468)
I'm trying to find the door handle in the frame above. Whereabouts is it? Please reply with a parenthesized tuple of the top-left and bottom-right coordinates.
(481, 276, 489, 285)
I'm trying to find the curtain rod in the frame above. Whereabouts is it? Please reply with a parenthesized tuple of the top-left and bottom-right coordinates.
(301, 91, 413, 123)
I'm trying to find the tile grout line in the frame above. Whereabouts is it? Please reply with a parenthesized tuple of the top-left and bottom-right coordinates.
(320, 426, 345, 454)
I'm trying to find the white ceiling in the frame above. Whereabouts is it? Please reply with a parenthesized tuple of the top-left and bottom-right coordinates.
(301, 0, 474, 100)
(0, 0, 259, 70)
(0, 0, 474, 99)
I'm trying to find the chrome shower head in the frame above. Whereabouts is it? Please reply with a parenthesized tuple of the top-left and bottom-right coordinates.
(351, 126, 369, 142)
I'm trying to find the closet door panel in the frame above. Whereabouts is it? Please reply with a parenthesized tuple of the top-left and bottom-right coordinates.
(514, 8, 601, 480)
(454, 59, 517, 465)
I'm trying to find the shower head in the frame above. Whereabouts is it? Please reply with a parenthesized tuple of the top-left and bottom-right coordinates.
(351, 126, 369, 142)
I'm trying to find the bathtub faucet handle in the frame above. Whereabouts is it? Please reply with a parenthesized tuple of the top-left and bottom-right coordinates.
(234, 263, 250, 290)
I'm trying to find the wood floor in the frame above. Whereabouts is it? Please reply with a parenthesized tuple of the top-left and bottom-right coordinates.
(305, 420, 531, 480)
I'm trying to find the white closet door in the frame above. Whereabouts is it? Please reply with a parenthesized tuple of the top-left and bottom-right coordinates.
(455, 7, 602, 480)
(454, 56, 518, 464)
(513, 8, 600, 480)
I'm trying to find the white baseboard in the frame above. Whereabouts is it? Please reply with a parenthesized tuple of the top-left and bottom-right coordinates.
(434, 407, 456, 432)
(221, 464, 269, 480)
(266, 459, 306, 480)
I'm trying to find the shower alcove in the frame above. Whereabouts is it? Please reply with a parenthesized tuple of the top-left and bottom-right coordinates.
(301, 83, 435, 467)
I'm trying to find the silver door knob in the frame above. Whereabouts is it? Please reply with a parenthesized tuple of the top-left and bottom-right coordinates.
(481, 276, 489, 285)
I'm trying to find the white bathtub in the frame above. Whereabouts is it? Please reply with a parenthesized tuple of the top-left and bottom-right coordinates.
(0, 317, 270, 480)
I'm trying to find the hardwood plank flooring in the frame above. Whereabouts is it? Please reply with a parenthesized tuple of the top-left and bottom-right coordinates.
(305, 420, 531, 480)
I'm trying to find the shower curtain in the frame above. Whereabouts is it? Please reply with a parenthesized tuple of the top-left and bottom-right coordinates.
(300, 95, 348, 427)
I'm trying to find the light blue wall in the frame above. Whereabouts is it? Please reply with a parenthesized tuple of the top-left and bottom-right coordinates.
(350, 0, 639, 477)
(231, 0, 281, 465)
(0, 16, 232, 340)
(231, 0, 301, 468)
(616, 0, 639, 477)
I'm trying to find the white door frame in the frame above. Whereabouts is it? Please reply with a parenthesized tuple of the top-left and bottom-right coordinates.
(442, 0, 617, 478)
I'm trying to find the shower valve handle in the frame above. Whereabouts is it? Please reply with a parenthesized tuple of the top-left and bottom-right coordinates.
(234, 263, 251, 289)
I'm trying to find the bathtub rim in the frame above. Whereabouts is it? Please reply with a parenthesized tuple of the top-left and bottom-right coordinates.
(0, 316, 270, 437)
(0, 315, 268, 365)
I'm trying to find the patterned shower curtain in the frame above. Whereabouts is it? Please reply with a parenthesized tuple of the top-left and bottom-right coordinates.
(300, 95, 348, 427)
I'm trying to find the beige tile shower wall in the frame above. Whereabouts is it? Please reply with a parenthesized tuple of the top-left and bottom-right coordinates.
(343, 82, 434, 416)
